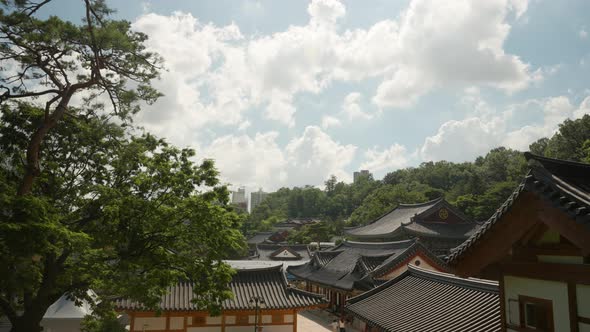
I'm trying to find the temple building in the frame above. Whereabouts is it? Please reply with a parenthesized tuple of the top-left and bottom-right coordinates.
(116, 264, 326, 332)
(345, 198, 480, 255)
(287, 239, 447, 312)
(246, 219, 321, 255)
(251, 243, 311, 262)
(345, 265, 501, 332)
(448, 153, 590, 332)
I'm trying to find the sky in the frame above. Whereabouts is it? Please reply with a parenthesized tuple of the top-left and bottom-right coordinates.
(39, 0, 590, 192)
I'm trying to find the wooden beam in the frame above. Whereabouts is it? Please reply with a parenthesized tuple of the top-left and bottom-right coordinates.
(519, 223, 548, 246)
(500, 262, 590, 285)
(568, 282, 579, 332)
(453, 192, 540, 277)
(515, 244, 581, 257)
(537, 208, 590, 255)
(293, 309, 298, 332)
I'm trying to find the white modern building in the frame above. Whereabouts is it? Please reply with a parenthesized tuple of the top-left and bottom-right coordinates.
(250, 188, 269, 212)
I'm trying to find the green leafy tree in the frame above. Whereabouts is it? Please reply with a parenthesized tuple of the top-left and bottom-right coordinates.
(81, 304, 126, 332)
(0, 0, 161, 195)
(287, 222, 331, 246)
(537, 115, 590, 161)
(0, 105, 244, 332)
(529, 137, 549, 156)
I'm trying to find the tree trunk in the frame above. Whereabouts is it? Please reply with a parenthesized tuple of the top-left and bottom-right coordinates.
(17, 93, 72, 196)
(9, 311, 45, 332)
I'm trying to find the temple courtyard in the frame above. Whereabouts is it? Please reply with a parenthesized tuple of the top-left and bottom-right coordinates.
(298, 310, 360, 332)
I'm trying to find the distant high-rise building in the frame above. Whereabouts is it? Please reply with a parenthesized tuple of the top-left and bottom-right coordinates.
(353, 170, 372, 183)
(231, 187, 247, 211)
(250, 188, 269, 212)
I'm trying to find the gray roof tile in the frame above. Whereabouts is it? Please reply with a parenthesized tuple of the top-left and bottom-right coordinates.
(345, 266, 500, 332)
(287, 240, 447, 291)
(115, 265, 326, 311)
(345, 198, 477, 240)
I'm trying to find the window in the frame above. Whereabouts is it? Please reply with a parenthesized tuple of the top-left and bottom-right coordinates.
(518, 296, 554, 331)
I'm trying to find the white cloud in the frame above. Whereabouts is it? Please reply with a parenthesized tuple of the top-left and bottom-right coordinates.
(265, 93, 296, 127)
(126, 0, 544, 189)
(573, 96, 590, 118)
(308, 0, 346, 25)
(580, 28, 588, 39)
(370, 0, 537, 108)
(284, 126, 357, 185)
(321, 115, 342, 129)
(421, 117, 504, 162)
(205, 132, 286, 190)
(360, 144, 409, 173)
(132, 0, 538, 139)
(342, 92, 374, 120)
(420, 94, 590, 162)
(205, 126, 356, 190)
(238, 120, 251, 131)
(131, 12, 247, 146)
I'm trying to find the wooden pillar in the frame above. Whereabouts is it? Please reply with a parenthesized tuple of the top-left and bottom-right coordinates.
(499, 276, 506, 332)
(130, 312, 135, 332)
(165, 312, 170, 332)
(568, 282, 579, 332)
(183, 316, 187, 332)
(221, 313, 226, 332)
(293, 309, 298, 332)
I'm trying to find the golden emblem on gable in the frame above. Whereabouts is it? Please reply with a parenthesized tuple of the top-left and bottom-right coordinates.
(438, 208, 449, 220)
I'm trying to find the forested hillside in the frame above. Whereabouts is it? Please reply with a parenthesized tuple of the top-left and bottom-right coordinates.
(246, 115, 590, 241)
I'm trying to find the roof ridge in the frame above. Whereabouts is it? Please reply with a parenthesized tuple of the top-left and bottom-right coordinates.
(288, 286, 327, 300)
(343, 239, 416, 247)
(525, 152, 590, 168)
(347, 264, 497, 305)
(397, 196, 444, 207)
(370, 241, 448, 277)
(530, 166, 590, 206)
(234, 264, 284, 273)
(407, 265, 498, 292)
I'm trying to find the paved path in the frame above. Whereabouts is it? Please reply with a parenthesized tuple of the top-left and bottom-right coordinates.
(297, 309, 360, 332)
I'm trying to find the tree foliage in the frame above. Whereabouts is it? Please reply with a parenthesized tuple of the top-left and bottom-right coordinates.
(529, 114, 590, 161)
(0, 0, 162, 195)
(0, 105, 244, 331)
(248, 147, 529, 235)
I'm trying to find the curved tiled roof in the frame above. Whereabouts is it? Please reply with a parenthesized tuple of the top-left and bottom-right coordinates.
(345, 198, 476, 240)
(345, 265, 500, 332)
(345, 198, 444, 238)
(115, 265, 326, 311)
(253, 243, 311, 261)
(448, 153, 590, 264)
(312, 250, 343, 266)
(287, 240, 422, 291)
(370, 241, 449, 278)
(246, 232, 274, 245)
(402, 220, 480, 239)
